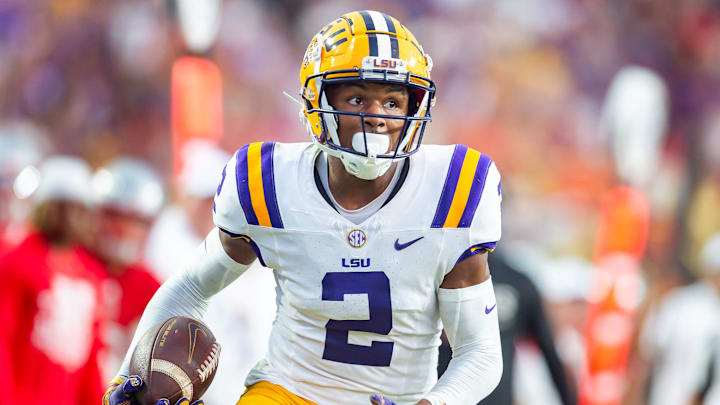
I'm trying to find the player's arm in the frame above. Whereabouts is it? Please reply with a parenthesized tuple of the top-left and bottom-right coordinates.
(418, 251, 502, 405)
(415, 154, 503, 405)
(103, 228, 254, 402)
(438, 248, 491, 288)
(372, 253, 501, 405)
(104, 153, 257, 404)
(219, 230, 258, 264)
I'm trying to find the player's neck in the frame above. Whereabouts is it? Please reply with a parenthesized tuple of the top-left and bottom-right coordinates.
(327, 155, 397, 211)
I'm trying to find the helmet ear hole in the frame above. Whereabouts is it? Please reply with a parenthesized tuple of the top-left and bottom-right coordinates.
(408, 90, 418, 116)
(322, 84, 338, 106)
(409, 89, 425, 116)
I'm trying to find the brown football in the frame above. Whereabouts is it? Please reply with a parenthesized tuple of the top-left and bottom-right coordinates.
(129, 316, 221, 405)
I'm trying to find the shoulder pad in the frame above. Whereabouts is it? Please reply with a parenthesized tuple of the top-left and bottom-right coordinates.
(213, 142, 284, 233)
(431, 144, 498, 229)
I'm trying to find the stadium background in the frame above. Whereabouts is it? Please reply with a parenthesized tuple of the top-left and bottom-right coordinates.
(1, 0, 719, 404)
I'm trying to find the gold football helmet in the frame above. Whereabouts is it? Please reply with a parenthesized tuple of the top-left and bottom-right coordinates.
(299, 10, 435, 179)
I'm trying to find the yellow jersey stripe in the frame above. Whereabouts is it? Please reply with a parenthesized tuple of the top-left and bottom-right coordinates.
(246, 142, 272, 227)
(443, 148, 481, 228)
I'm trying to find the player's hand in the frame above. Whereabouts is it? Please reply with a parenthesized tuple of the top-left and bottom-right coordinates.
(102, 376, 204, 405)
(103, 376, 143, 405)
(370, 394, 397, 405)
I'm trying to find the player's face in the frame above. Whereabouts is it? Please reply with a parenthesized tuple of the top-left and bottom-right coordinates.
(326, 82, 409, 153)
(94, 208, 152, 267)
(32, 200, 93, 247)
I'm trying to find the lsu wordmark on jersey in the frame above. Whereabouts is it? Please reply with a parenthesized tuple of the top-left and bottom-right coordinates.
(212, 141, 501, 405)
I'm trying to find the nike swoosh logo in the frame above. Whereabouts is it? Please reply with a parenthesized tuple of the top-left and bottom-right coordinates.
(485, 304, 497, 314)
(187, 322, 208, 364)
(394, 236, 424, 251)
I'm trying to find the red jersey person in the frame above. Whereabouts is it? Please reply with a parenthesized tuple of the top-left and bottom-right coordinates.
(89, 158, 165, 382)
(0, 156, 106, 405)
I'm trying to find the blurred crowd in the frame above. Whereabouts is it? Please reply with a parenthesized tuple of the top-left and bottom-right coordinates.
(1, 0, 720, 404)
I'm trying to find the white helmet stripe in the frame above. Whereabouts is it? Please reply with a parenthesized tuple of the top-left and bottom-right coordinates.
(377, 33, 392, 59)
(368, 11, 392, 58)
(368, 10, 389, 31)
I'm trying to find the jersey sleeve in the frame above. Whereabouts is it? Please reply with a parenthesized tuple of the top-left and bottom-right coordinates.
(452, 160, 501, 264)
(469, 160, 502, 249)
(430, 145, 502, 270)
(212, 150, 249, 235)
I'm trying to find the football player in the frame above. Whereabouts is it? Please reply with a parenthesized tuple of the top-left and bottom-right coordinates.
(104, 10, 503, 405)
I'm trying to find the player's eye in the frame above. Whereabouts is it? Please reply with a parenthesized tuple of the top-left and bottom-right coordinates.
(348, 96, 362, 105)
(384, 99, 399, 109)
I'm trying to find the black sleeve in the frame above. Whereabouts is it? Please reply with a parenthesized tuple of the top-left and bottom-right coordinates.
(524, 274, 578, 405)
(698, 336, 718, 403)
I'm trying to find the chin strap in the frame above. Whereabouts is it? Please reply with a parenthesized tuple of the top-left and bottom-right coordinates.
(316, 133, 394, 180)
(337, 152, 392, 180)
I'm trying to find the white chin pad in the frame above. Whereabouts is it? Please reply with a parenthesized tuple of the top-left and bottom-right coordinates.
(352, 132, 390, 157)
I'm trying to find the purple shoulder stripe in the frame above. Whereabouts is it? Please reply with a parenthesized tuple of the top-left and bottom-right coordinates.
(431, 145, 468, 228)
(217, 164, 227, 196)
(260, 142, 283, 228)
(457, 154, 493, 228)
(235, 146, 259, 226)
(213, 163, 228, 214)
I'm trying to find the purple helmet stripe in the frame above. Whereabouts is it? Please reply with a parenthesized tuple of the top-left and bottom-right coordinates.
(457, 154, 493, 228)
(360, 10, 375, 30)
(235, 146, 259, 226)
(431, 144, 468, 228)
(381, 13, 400, 58)
(260, 142, 284, 229)
(359, 11, 379, 56)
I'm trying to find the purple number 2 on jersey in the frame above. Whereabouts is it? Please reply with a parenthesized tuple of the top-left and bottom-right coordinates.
(321, 271, 394, 366)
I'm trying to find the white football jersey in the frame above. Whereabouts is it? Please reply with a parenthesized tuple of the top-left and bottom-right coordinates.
(213, 142, 501, 405)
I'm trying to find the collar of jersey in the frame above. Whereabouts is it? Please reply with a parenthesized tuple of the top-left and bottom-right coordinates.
(312, 152, 411, 218)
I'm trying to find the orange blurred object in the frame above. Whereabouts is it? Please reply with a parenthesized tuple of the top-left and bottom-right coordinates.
(594, 186, 650, 260)
(580, 186, 650, 405)
(171, 56, 223, 177)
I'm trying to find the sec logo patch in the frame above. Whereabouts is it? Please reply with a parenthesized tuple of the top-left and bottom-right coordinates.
(347, 229, 367, 248)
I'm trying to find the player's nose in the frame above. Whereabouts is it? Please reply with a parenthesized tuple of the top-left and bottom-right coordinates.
(363, 100, 387, 133)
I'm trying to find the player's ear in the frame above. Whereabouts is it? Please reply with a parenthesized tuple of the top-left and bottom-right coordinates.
(323, 83, 339, 106)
